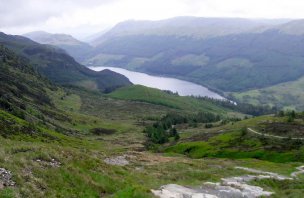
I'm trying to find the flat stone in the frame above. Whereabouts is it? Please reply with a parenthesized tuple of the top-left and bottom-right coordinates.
(152, 165, 304, 198)
(104, 155, 130, 166)
(151, 184, 218, 198)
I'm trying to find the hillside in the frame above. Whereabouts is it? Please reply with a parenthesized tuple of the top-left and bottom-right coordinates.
(231, 76, 304, 110)
(276, 19, 304, 35)
(23, 31, 92, 62)
(108, 85, 232, 114)
(1, 42, 304, 197)
(87, 30, 304, 91)
(83, 17, 304, 110)
(0, 32, 131, 92)
(0, 45, 53, 119)
(164, 111, 304, 162)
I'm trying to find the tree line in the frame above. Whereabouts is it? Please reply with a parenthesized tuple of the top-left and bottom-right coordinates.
(144, 112, 221, 146)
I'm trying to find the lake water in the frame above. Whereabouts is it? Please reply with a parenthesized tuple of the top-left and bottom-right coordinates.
(90, 66, 224, 100)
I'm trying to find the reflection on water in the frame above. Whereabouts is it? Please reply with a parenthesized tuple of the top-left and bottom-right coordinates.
(90, 66, 224, 100)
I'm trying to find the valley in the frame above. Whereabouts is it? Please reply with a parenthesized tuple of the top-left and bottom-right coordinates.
(79, 17, 304, 111)
(90, 66, 224, 99)
(1, 12, 304, 198)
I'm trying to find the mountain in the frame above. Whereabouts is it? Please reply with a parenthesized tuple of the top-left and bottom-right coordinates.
(23, 31, 92, 62)
(0, 32, 131, 92)
(1, 32, 304, 197)
(86, 30, 304, 92)
(84, 28, 109, 43)
(90, 17, 285, 46)
(275, 19, 304, 35)
(84, 17, 304, 110)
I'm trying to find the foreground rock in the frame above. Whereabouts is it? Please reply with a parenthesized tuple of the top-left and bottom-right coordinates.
(152, 184, 217, 198)
(104, 155, 130, 166)
(36, 158, 61, 167)
(235, 166, 292, 180)
(0, 168, 15, 189)
(152, 166, 303, 198)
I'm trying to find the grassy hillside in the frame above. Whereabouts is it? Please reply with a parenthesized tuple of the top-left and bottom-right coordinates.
(0, 32, 131, 92)
(231, 76, 304, 111)
(1, 42, 304, 197)
(165, 113, 304, 163)
(3, 107, 303, 197)
(108, 85, 235, 114)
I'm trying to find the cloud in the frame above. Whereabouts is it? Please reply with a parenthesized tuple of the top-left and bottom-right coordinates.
(1, 0, 304, 37)
(0, 0, 116, 27)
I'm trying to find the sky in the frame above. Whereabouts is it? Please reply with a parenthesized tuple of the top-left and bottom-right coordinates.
(1, 0, 304, 39)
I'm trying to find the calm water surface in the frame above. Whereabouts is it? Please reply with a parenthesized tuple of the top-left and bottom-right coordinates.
(90, 66, 224, 100)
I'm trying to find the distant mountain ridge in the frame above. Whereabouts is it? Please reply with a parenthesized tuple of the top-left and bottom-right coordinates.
(91, 17, 285, 46)
(83, 16, 304, 110)
(23, 31, 92, 62)
(276, 19, 304, 35)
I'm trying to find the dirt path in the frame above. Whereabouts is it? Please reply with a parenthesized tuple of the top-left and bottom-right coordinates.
(291, 166, 304, 177)
(247, 128, 304, 140)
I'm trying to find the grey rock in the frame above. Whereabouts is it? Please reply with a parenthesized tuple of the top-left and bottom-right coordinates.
(0, 168, 15, 188)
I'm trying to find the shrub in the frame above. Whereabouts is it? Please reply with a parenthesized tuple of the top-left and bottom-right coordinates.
(90, 128, 116, 135)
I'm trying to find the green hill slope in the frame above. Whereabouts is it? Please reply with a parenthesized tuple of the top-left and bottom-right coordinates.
(1, 41, 304, 197)
(108, 85, 237, 115)
(165, 113, 304, 163)
(231, 76, 304, 110)
(0, 32, 131, 92)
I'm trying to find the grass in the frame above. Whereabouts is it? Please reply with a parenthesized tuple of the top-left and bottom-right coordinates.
(250, 177, 304, 197)
(231, 76, 304, 111)
(164, 115, 304, 163)
(108, 85, 231, 114)
(1, 47, 304, 197)
(47, 89, 81, 112)
(1, 88, 304, 197)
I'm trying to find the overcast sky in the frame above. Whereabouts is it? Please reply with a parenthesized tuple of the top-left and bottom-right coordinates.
(1, 0, 304, 39)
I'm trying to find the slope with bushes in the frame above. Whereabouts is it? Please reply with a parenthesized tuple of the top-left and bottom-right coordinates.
(165, 112, 304, 163)
(1, 41, 304, 197)
(0, 32, 131, 92)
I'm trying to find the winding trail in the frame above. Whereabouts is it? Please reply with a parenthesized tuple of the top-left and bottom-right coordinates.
(247, 128, 304, 140)
(291, 166, 304, 177)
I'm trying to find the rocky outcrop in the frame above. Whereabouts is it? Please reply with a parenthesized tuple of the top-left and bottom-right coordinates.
(104, 155, 130, 166)
(152, 166, 304, 198)
(0, 168, 15, 189)
(35, 158, 61, 168)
